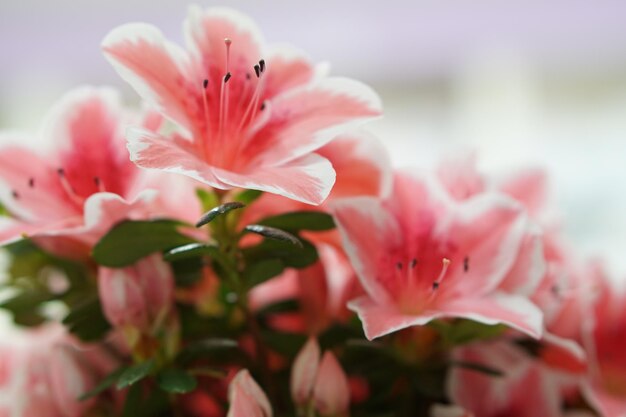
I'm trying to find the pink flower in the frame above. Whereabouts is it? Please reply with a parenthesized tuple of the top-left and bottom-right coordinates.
(291, 338, 350, 417)
(0, 324, 117, 417)
(227, 369, 272, 417)
(447, 341, 565, 417)
(98, 254, 174, 333)
(332, 172, 544, 340)
(582, 278, 626, 417)
(102, 6, 382, 205)
(0, 86, 199, 259)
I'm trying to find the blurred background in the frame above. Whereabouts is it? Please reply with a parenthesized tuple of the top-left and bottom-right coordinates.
(1, 0, 625, 280)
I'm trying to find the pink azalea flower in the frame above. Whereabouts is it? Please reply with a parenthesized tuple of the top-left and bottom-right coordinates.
(0, 324, 117, 417)
(0, 86, 199, 259)
(227, 369, 272, 417)
(101, 6, 382, 205)
(582, 278, 626, 417)
(447, 341, 566, 417)
(332, 172, 544, 340)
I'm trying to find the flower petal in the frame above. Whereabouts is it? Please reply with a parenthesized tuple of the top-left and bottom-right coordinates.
(497, 224, 546, 296)
(318, 131, 393, 199)
(0, 145, 74, 222)
(332, 197, 401, 305)
(262, 46, 315, 98)
(313, 352, 350, 416)
(227, 370, 272, 417)
(440, 194, 528, 295)
(102, 23, 195, 134)
(126, 128, 228, 189)
(184, 6, 263, 76)
(42, 87, 139, 199)
(213, 153, 336, 205)
(347, 296, 440, 340)
(441, 293, 543, 339)
(249, 77, 382, 166)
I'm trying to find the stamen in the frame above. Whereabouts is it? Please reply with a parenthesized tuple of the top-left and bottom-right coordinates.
(260, 101, 266, 111)
(224, 72, 232, 83)
(254, 64, 260, 78)
(57, 168, 83, 206)
(463, 256, 469, 272)
(94, 177, 105, 192)
(396, 262, 403, 271)
(246, 73, 251, 80)
(28, 178, 34, 188)
(11, 190, 19, 199)
(224, 38, 232, 72)
(410, 258, 417, 269)
(259, 59, 265, 73)
(201, 80, 212, 160)
(433, 258, 451, 288)
(432, 282, 439, 290)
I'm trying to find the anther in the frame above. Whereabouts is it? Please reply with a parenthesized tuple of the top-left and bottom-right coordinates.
(203, 79, 209, 88)
(254, 64, 260, 78)
(11, 190, 19, 199)
(246, 73, 251, 80)
(57, 168, 65, 176)
(463, 256, 469, 273)
(28, 178, 34, 188)
(432, 282, 439, 290)
(224, 72, 232, 83)
(260, 101, 266, 111)
(259, 59, 265, 73)
(396, 262, 403, 271)
(410, 258, 417, 269)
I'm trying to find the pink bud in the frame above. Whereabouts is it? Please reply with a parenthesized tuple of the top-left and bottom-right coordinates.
(98, 255, 173, 331)
(290, 337, 321, 406)
(313, 352, 350, 417)
(227, 370, 272, 417)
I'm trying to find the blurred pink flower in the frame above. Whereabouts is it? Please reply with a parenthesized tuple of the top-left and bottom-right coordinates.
(102, 6, 382, 205)
(447, 341, 565, 417)
(0, 324, 116, 417)
(0, 86, 199, 259)
(583, 278, 626, 417)
(332, 172, 544, 340)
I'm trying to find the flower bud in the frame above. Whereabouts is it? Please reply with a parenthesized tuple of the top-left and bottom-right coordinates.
(227, 369, 272, 417)
(98, 254, 173, 331)
(290, 337, 321, 406)
(312, 352, 350, 417)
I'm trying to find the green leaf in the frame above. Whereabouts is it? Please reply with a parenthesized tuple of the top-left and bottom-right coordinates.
(196, 202, 245, 228)
(177, 338, 245, 365)
(233, 189, 263, 205)
(62, 297, 112, 342)
(256, 211, 335, 232)
(244, 224, 302, 247)
(0, 201, 8, 216)
(431, 319, 507, 346)
(243, 237, 318, 269)
(171, 257, 204, 287)
(0, 288, 52, 326)
(243, 258, 285, 288)
(93, 220, 196, 267)
(157, 368, 198, 393)
(79, 366, 127, 400)
(163, 242, 219, 262)
(260, 330, 307, 357)
(116, 359, 155, 389)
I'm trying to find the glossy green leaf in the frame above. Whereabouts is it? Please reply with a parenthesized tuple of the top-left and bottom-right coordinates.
(93, 220, 195, 267)
(243, 258, 285, 288)
(163, 242, 219, 262)
(243, 237, 318, 269)
(116, 359, 155, 389)
(196, 202, 245, 227)
(79, 367, 126, 400)
(62, 297, 112, 341)
(256, 211, 335, 232)
(157, 368, 198, 393)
